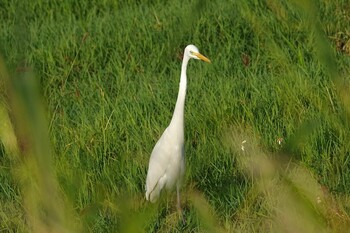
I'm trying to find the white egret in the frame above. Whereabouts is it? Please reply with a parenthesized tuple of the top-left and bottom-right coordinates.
(145, 44, 211, 213)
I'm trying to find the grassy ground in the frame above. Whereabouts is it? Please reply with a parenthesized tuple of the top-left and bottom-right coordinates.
(1, 0, 350, 232)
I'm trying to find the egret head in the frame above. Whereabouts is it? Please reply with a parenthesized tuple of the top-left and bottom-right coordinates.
(184, 44, 211, 63)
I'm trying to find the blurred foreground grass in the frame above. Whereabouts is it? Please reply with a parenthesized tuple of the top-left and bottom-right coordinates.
(1, 0, 350, 232)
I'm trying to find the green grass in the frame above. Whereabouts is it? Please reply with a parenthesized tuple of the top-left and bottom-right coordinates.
(1, 0, 350, 232)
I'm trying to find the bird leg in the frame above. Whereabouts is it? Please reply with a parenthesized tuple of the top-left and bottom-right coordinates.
(177, 185, 185, 224)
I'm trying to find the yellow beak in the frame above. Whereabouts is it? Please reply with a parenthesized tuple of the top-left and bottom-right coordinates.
(193, 52, 211, 63)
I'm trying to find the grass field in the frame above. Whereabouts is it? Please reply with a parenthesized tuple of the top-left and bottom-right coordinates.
(1, 0, 350, 232)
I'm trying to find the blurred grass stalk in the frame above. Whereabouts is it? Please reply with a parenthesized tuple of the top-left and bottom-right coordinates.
(226, 127, 350, 233)
(0, 56, 79, 232)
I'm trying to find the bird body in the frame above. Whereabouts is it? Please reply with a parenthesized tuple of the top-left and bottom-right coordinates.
(146, 125, 185, 202)
(145, 45, 210, 206)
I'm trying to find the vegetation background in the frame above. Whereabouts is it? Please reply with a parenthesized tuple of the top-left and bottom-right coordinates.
(0, 0, 350, 232)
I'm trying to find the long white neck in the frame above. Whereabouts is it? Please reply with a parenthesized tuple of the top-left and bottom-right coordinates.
(169, 56, 189, 134)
